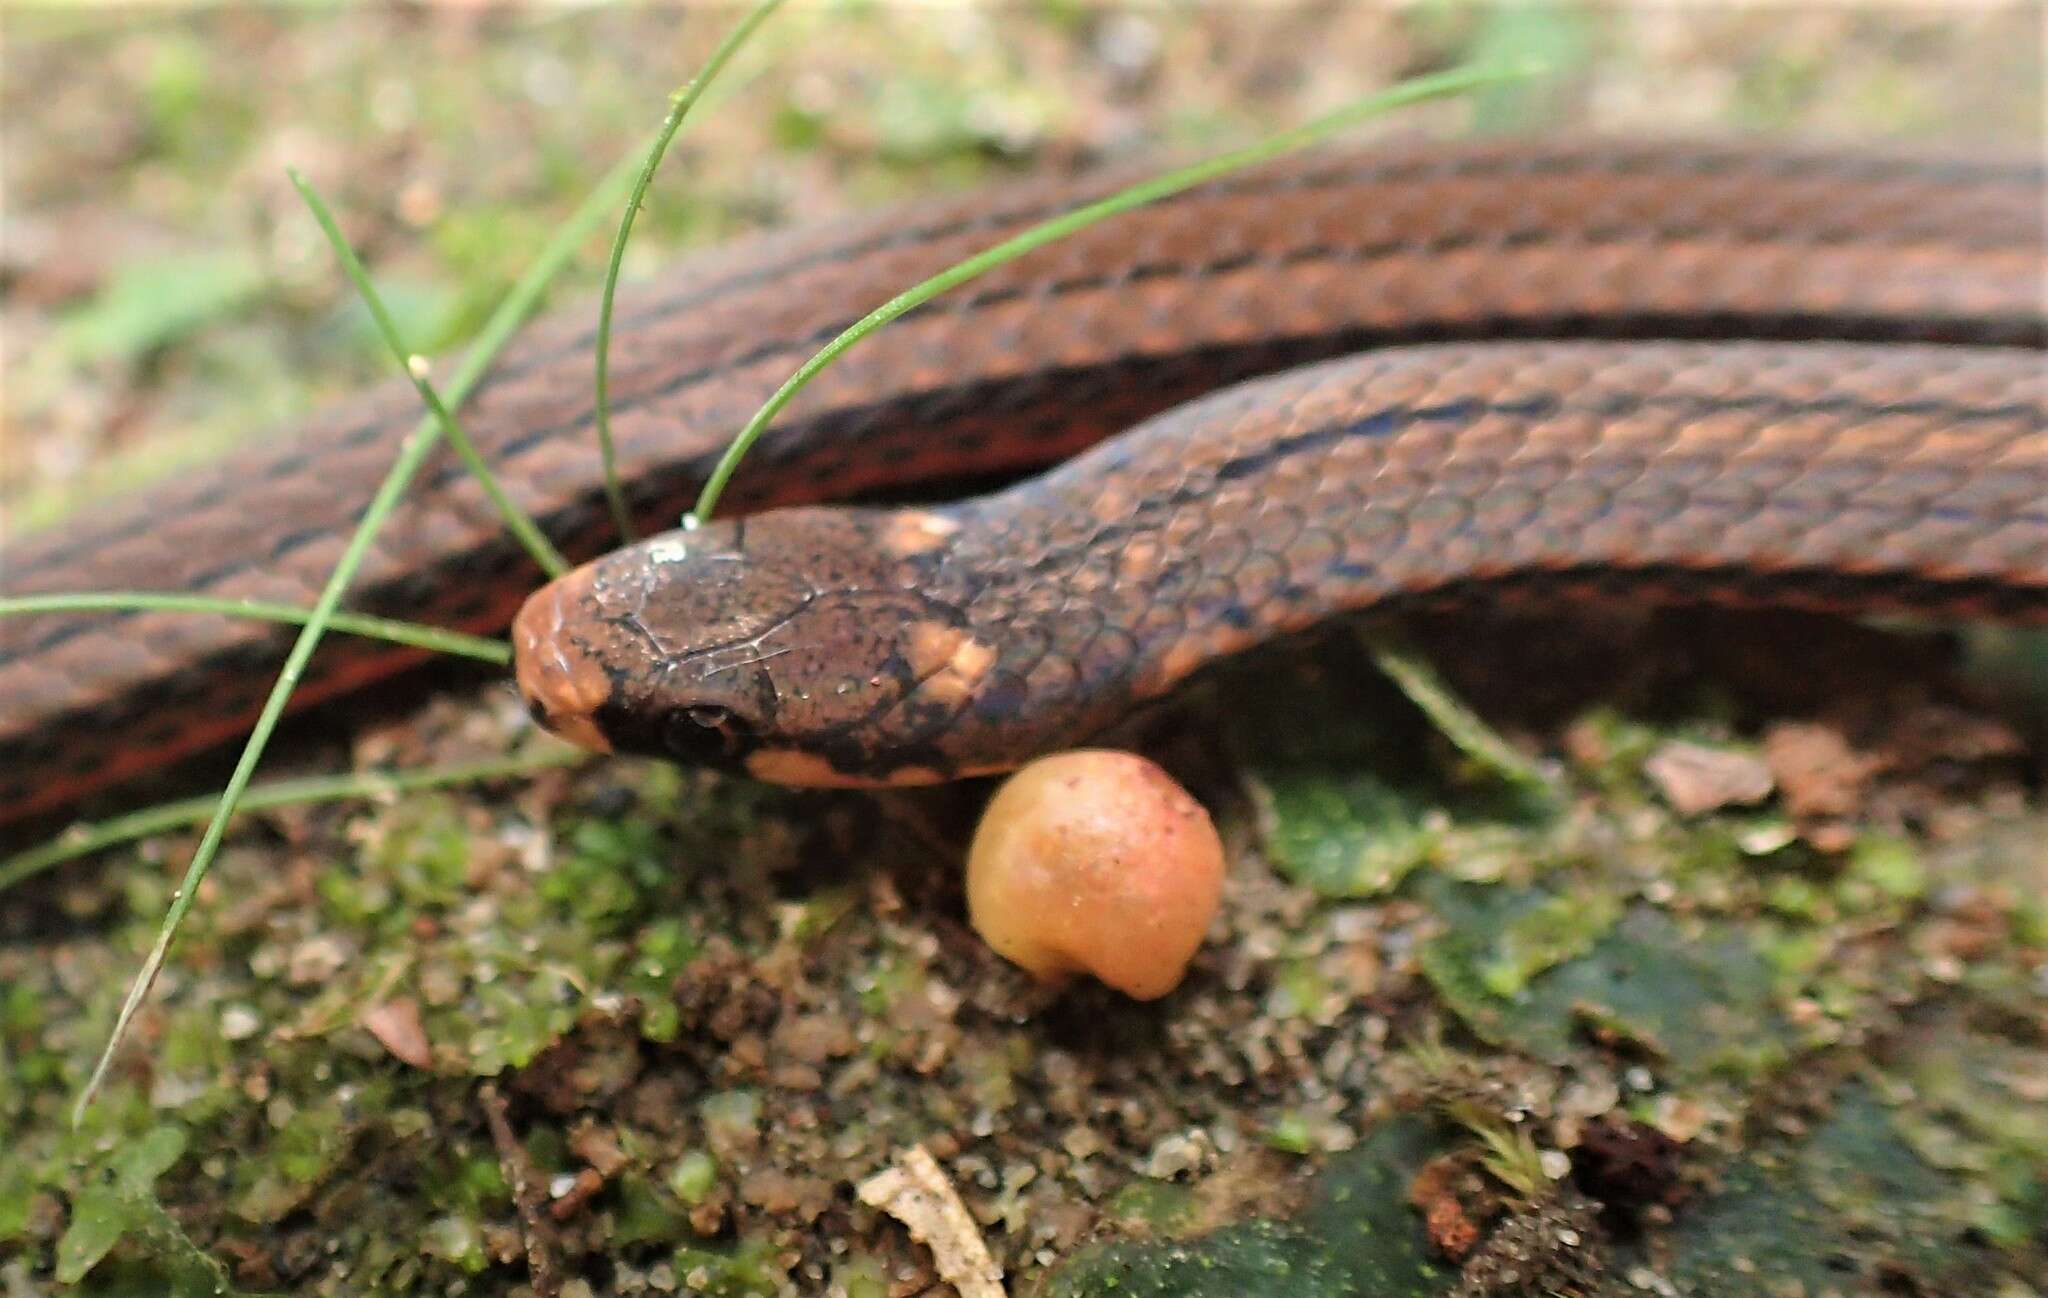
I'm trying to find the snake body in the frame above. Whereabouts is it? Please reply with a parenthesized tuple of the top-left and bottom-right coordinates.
(514, 341, 2047, 783)
(4, 138, 2045, 817)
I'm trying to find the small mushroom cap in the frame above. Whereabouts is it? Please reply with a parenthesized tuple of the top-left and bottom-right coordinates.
(967, 750, 1225, 1000)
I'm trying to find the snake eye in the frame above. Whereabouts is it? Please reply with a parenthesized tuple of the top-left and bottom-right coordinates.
(663, 702, 756, 766)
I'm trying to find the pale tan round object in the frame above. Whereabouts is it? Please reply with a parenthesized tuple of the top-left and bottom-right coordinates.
(966, 750, 1225, 1000)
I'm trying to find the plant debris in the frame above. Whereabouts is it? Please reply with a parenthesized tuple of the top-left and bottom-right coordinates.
(857, 1145, 1005, 1298)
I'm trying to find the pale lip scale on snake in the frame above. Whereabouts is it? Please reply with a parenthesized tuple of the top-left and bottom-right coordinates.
(4, 137, 2046, 824)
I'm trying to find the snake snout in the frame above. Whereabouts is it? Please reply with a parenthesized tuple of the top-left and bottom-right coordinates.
(512, 566, 615, 755)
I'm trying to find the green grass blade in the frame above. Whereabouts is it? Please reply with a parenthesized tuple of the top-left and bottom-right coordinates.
(593, 0, 786, 542)
(0, 593, 509, 665)
(74, 365, 468, 1126)
(0, 747, 588, 894)
(72, 154, 641, 1126)
(290, 170, 570, 579)
(689, 60, 1535, 523)
(1363, 635, 1554, 798)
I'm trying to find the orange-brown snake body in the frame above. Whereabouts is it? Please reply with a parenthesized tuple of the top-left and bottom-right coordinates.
(3, 138, 2044, 819)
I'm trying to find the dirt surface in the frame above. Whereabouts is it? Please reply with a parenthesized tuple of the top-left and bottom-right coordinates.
(3, 7, 2045, 1298)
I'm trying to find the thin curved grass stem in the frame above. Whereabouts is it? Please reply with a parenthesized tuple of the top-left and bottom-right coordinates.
(594, 0, 787, 543)
(0, 593, 510, 665)
(72, 154, 641, 1126)
(291, 170, 571, 579)
(0, 747, 588, 895)
(688, 61, 1533, 523)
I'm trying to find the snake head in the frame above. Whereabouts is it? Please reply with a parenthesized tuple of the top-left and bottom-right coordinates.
(512, 506, 982, 785)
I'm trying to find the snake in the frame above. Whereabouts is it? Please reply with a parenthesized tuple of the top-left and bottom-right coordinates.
(3, 137, 2044, 820)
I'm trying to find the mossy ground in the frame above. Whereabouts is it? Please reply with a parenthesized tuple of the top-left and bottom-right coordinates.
(3, 7, 2044, 1297)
